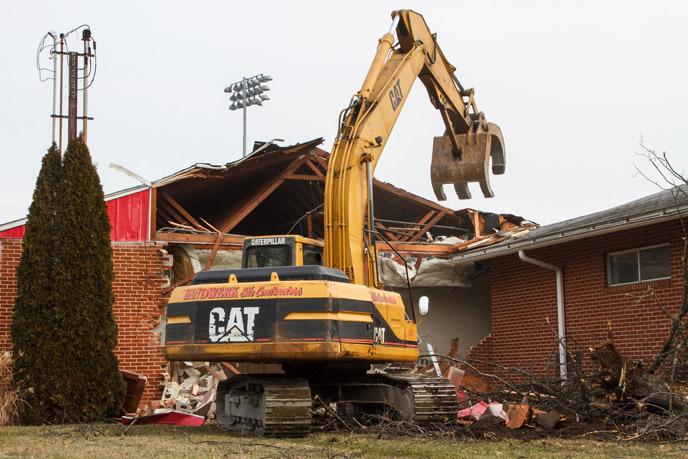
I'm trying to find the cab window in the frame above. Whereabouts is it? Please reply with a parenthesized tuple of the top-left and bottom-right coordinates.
(245, 245, 291, 268)
(303, 245, 324, 266)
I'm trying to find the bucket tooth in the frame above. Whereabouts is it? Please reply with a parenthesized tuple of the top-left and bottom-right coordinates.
(430, 122, 505, 200)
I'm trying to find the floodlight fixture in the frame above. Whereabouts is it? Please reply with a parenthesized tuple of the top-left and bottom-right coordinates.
(224, 73, 273, 157)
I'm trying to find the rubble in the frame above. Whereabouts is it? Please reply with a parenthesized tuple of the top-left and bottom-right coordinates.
(396, 331, 688, 440)
(122, 361, 230, 426)
(505, 403, 530, 429)
(120, 370, 147, 415)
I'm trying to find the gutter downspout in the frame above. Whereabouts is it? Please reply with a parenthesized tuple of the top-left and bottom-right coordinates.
(518, 250, 567, 380)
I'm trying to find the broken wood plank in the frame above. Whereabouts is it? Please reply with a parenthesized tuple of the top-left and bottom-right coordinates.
(203, 232, 224, 271)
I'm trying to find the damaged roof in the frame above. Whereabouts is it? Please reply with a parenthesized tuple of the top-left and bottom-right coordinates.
(452, 185, 688, 262)
(152, 138, 523, 243)
(1, 137, 532, 254)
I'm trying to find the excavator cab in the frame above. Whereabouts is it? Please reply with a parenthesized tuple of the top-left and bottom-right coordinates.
(241, 235, 324, 269)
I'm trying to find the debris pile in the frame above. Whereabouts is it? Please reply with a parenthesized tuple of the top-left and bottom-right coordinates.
(324, 334, 685, 440)
(122, 362, 235, 426)
(430, 333, 688, 441)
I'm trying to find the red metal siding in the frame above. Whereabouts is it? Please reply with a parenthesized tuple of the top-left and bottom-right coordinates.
(106, 190, 150, 241)
(0, 226, 25, 238)
(0, 189, 150, 242)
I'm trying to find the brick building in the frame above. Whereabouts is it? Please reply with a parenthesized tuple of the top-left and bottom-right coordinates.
(6, 136, 677, 405)
(0, 139, 521, 406)
(460, 186, 687, 378)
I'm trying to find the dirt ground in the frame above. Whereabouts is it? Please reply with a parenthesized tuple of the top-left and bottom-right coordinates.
(0, 425, 686, 459)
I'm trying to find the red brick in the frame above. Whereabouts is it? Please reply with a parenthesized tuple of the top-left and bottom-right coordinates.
(0, 239, 168, 405)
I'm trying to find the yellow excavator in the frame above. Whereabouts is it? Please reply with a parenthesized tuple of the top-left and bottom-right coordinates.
(164, 10, 505, 436)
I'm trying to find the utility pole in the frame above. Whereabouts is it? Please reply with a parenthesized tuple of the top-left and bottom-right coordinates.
(37, 26, 96, 155)
(67, 52, 78, 143)
(242, 77, 247, 157)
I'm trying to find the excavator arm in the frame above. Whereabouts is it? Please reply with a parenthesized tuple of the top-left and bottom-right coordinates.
(324, 9, 506, 287)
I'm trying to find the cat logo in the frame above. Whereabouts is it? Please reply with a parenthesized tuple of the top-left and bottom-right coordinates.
(208, 306, 259, 342)
(389, 79, 403, 111)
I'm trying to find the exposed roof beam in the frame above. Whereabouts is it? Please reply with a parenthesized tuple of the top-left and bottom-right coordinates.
(284, 174, 324, 181)
(216, 154, 310, 234)
(408, 209, 449, 242)
(399, 210, 435, 242)
(304, 158, 325, 177)
(160, 191, 206, 231)
(375, 240, 455, 255)
(155, 231, 244, 247)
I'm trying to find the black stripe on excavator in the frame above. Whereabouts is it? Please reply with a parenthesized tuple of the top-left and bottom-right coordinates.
(165, 297, 416, 347)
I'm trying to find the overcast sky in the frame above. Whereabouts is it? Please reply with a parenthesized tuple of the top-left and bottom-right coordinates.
(1, 1, 687, 226)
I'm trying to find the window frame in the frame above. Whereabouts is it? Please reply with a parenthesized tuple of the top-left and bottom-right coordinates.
(606, 243, 671, 287)
(244, 244, 293, 268)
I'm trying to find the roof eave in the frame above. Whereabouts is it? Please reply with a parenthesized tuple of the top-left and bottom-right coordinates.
(451, 204, 688, 263)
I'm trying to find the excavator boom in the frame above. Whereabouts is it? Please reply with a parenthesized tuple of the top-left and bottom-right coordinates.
(324, 9, 506, 286)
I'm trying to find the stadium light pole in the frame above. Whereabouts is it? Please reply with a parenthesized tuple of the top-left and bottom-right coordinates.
(224, 73, 272, 157)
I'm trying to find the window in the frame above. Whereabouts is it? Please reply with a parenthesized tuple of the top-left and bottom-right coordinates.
(303, 245, 324, 266)
(607, 244, 671, 286)
(245, 245, 291, 268)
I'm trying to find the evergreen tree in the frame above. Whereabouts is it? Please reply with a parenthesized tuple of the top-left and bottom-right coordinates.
(12, 144, 62, 424)
(50, 137, 124, 422)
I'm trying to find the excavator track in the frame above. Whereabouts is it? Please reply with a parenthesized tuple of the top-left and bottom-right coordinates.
(387, 374, 459, 423)
(215, 372, 457, 437)
(216, 376, 312, 437)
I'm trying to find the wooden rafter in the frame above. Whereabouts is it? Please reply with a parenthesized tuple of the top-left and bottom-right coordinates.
(398, 210, 435, 242)
(158, 201, 189, 227)
(304, 157, 325, 177)
(374, 221, 399, 241)
(216, 154, 310, 234)
(160, 192, 205, 231)
(157, 204, 182, 227)
(155, 231, 244, 247)
(407, 209, 449, 242)
(284, 173, 324, 181)
(375, 241, 452, 255)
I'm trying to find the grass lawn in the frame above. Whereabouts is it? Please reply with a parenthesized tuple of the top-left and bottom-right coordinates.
(0, 425, 686, 458)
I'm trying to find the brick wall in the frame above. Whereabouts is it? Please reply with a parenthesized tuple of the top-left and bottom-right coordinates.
(0, 240, 21, 354)
(110, 242, 168, 404)
(467, 219, 685, 377)
(0, 238, 168, 406)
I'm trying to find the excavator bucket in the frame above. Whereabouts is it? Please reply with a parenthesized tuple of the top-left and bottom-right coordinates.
(430, 122, 506, 200)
